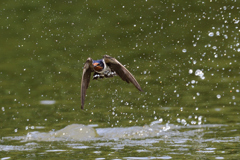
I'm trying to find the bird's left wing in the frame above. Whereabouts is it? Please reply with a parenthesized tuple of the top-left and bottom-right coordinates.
(81, 57, 93, 109)
(103, 55, 143, 91)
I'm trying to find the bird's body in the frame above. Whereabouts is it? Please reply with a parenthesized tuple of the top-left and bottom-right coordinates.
(81, 55, 143, 109)
(92, 59, 116, 79)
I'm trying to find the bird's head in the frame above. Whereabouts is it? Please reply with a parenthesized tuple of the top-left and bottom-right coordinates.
(92, 60, 104, 71)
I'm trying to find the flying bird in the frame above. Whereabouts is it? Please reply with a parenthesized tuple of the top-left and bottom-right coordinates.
(81, 55, 143, 109)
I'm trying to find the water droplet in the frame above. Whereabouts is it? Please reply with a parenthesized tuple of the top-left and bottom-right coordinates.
(189, 69, 193, 74)
(212, 46, 217, 50)
(224, 34, 228, 39)
(216, 31, 220, 36)
(208, 32, 214, 37)
(195, 69, 204, 79)
(182, 49, 187, 53)
(40, 100, 56, 105)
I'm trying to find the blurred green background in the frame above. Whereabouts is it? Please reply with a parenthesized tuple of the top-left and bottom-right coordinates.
(1, 0, 239, 135)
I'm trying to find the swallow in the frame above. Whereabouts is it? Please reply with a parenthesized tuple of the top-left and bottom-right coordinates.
(81, 55, 143, 109)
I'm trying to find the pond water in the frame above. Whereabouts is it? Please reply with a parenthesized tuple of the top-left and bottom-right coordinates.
(1, 0, 240, 159)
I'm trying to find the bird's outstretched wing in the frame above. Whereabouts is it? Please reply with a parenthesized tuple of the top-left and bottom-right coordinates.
(103, 55, 143, 91)
(81, 57, 93, 109)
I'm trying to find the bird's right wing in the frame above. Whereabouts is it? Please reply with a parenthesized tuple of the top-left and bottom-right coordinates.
(103, 55, 143, 92)
(81, 57, 93, 109)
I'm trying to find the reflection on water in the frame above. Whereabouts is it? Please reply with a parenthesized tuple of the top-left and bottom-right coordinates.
(24, 122, 226, 141)
(26, 124, 98, 141)
(39, 100, 56, 105)
(1, 122, 238, 159)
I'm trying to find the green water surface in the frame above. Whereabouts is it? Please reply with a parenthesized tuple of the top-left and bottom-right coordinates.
(0, 0, 240, 159)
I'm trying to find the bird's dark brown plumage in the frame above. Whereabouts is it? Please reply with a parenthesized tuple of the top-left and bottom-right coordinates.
(81, 58, 93, 109)
(81, 55, 143, 109)
(103, 55, 143, 92)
